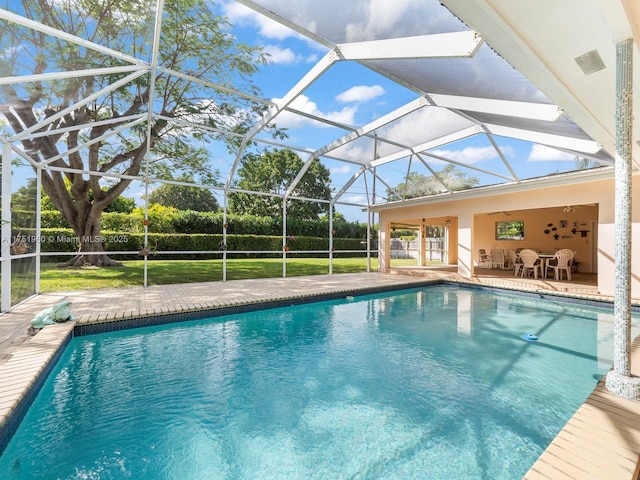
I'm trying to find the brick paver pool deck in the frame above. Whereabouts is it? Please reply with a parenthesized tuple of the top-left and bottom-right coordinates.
(1, 270, 639, 479)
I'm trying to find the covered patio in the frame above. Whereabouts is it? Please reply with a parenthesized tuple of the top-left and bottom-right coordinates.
(390, 265, 601, 298)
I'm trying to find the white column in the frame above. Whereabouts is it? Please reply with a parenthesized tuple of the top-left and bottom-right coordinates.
(329, 208, 333, 275)
(444, 221, 450, 265)
(366, 210, 372, 272)
(418, 223, 425, 267)
(35, 167, 41, 293)
(605, 38, 640, 399)
(222, 196, 228, 282)
(282, 201, 287, 278)
(1, 142, 12, 311)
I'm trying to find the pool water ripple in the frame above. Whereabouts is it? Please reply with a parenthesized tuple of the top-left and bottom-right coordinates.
(1, 285, 635, 479)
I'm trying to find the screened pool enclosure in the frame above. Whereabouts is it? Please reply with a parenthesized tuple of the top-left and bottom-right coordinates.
(0, 0, 631, 311)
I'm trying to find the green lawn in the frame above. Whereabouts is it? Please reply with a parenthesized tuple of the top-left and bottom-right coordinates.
(5, 257, 434, 298)
(37, 257, 400, 292)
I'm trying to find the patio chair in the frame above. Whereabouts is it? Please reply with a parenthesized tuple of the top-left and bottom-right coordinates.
(505, 250, 521, 276)
(547, 248, 573, 281)
(518, 249, 541, 279)
(570, 250, 578, 272)
(478, 249, 491, 268)
(490, 249, 505, 269)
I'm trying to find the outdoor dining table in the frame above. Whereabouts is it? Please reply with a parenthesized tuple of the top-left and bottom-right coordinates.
(537, 253, 556, 279)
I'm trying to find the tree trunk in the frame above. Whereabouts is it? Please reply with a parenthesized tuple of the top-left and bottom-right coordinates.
(58, 214, 123, 267)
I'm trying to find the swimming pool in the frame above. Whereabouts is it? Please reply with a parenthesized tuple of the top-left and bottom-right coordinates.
(0, 285, 632, 479)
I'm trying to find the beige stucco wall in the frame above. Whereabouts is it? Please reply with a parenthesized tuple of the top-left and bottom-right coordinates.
(473, 206, 598, 272)
(375, 172, 640, 298)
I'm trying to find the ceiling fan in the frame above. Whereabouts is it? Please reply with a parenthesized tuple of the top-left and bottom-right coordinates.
(488, 211, 511, 216)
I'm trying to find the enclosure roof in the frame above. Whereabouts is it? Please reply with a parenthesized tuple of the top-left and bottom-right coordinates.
(2, 0, 638, 213)
(238, 0, 638, 188)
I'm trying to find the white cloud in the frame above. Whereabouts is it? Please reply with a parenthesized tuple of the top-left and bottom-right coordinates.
(365, 0, 417, 35)
(330, 165, 352, 174)
(344, 0, 461, 42)
(336, 85, 385, 103)
(262, 45, 296, 64)
(375, 108, 472, 157)
(331, 144, 372, 163)
(305, 53, 320, 63)
(431, 146, 514, 164)
(272, 95, 357, 128)
(223, 0, 462, 45)
(223, 2, 297, 40)
(342, 194, 367, 203)
(262, 45, 318, 64)
(527, 144, 577, 162)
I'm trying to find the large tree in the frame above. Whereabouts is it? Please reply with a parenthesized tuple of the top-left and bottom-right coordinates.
(0, 0, 276, 266)
(228, 149, 333, 220)
(386, 164, 480, 201)
(13, 178, 135, 214)
(148, 182, 219, 212)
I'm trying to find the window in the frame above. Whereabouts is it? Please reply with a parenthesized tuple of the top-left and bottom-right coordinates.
(496, 220, 525, 240)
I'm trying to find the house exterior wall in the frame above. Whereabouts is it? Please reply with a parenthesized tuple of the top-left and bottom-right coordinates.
(375, 173, 639, 298)
(473, 205, 598, 272)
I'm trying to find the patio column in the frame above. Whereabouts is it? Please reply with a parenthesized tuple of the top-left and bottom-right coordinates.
(418, 222, 425, 267)
(1, 142, 11, 312)
(605, 38, 640, 399)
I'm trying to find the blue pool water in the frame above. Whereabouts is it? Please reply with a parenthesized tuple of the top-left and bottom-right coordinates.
(0, 286, 633, 479)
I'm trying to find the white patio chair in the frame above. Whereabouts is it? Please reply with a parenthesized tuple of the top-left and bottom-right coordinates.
(518, 249, 541, 279)
(490, 249, 505, 269)
(570, 250, 577, 272)
(505, 250, 521, 276)
(547, 248, 573, 281)
(478, 249, 491, 268)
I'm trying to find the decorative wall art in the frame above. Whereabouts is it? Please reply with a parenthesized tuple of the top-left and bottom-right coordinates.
(543, 222, 563, 239)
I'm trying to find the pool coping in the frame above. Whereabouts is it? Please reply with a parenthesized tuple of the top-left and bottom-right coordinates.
(1, 272, 639, 478)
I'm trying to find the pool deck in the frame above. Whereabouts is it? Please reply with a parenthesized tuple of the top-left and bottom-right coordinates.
(1, 269, 640, 478)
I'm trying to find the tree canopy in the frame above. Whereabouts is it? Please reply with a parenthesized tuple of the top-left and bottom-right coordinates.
(13, 178, 135, 214)
(11, 180, 38, 213)
(148, 183, 219, 212)
(0, 0, 277, 265)
(575, 157, 601, 170)
(386, 165, 480, 201)
(228, 149, 333, 220)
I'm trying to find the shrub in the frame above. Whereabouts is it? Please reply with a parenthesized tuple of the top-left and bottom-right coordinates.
(33, 228, 368, 262)
(131, 204, 178, 233)
(30, 208, 374, 241)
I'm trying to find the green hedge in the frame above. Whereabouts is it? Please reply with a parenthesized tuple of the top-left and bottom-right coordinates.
(169, 211, 369, 237)
(32, 228, 369, 261)
(38, 209, 372, 238)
